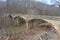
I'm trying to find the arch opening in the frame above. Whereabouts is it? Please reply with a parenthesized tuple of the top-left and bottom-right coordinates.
(28, 19, 57, 33)
(14, 16, 26, 27)
(6, 16, 26, 33)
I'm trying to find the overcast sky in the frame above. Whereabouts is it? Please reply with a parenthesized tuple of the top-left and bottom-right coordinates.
(0, 0, 59, 5)
(35, 0, 59, 5)
(0, 0, 6, 2)
(0, 0, 60, 7)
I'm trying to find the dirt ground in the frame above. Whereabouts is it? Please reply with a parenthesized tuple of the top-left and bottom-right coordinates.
(0, 23, 60, 40)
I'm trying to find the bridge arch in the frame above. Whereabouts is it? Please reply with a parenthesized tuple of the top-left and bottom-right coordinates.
(6, 15, 27, 33)
(14, 16, 26, 27)
(28, 18, 57, 32)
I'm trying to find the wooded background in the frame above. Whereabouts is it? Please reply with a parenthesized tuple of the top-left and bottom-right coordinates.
(0, 0, 60, 16)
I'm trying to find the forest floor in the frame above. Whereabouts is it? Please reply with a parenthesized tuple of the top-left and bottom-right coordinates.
(0, 23, 60, 40)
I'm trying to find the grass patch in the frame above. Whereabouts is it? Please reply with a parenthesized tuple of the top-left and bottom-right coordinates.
(6, 24, 26, 33)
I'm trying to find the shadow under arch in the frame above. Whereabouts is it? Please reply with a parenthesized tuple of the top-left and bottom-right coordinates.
(6, 16, 27, 33)
(14, 16, 26, 27)
(28, 18, 57, 33)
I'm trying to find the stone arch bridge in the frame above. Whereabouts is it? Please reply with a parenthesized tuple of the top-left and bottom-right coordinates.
(8, 14, 60, 34)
